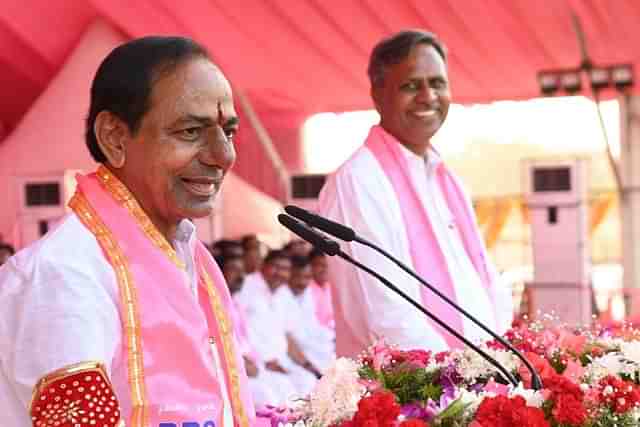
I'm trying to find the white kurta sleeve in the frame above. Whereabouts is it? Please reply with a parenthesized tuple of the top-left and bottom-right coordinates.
(318, 151, 448, 354)
(452, 173, 514, 335)
(0, 249, 121, 409)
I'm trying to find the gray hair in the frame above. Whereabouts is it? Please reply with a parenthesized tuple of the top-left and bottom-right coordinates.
(367, 30, 447, 88)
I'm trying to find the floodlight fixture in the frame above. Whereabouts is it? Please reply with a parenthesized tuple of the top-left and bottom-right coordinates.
(537, 71, 560, 96)
(610, 64, 633, 90)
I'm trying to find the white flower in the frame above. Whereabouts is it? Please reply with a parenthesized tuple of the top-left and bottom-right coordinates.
(425, 359, 446, 373)
(279, 421, 308, 427)
(620, 341, 640, 364)
(455, 388, 484, 413)
(509, 383, 545, 408)
(308, 358, 366, 427)
(594, 337, 624, 350)
(584, 352, 636, 382)
(453, 347, 519, 383)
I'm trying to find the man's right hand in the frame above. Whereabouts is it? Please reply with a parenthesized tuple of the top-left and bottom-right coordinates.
(265, 360, 288, 374)
(243, 356, 259, 377)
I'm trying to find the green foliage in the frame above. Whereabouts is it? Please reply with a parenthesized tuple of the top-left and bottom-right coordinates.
(358, 365, 378, 381)
(379, 365, 438, 405)
(588, 408, 638, 427)
(549, 350, 567, 374)
(430, 399, 474, 427)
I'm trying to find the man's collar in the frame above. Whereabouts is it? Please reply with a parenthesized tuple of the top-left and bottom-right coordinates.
(395, 139, 442, 169)
(175, 219, 196, 244)
(95, 165, 187, 269)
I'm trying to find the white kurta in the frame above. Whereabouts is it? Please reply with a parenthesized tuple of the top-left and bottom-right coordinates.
(272, 286, 336, 372)
(0, 213, 233, 425)
(318, 141, 512, 358)
(233, 273, 317, 399)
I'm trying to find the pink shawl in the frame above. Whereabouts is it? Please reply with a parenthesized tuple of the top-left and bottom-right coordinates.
(365, 125, 496, 348)
(72, 168, 255, 427)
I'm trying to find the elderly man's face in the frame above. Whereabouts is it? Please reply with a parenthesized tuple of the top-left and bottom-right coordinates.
(119, 58, 237, 233)
(372, 44, 450, 156)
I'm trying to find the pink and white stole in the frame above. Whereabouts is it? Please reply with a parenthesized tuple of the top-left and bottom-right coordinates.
(309, 281, 335, 329)
(70, 167, 255, 427)
(365, 125, 496, 348)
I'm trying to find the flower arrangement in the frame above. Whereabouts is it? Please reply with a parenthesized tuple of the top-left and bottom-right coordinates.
(258, 320, 640, 427)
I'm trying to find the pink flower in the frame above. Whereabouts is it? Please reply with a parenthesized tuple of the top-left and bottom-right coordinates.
(483, 378, 510, 396)
(558, 331, 587, 356)
(519, 352, 557, 389)
(562, 359, 585, 384)
(370, 341, 393, 370)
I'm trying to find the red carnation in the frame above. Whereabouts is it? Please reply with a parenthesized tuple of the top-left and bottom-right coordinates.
(545, 373, 583, 400)
(544, 374, 587, 426)
(435, 351, 449, 363)
(474, 395, 549, 427)
(598, 375, 640, 414)
(399, 419, 429, 427)
(345, 390, 400, 427)
(389, 349, 432, 368)
(552, 394, 587, 426)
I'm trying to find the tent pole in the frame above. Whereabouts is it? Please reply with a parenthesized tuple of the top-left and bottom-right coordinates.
(619, 94, 640, 315)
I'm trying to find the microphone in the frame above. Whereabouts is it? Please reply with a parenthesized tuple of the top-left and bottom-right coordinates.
(277, 214, 340, 256)
(284, 204, 543, 390)
(278, 213, 519, 387)
(285, 205, 356, 241)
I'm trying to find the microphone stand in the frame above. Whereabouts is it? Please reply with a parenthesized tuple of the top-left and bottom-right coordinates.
(283, 205, 542, 390)
(278, 212, 519, 387)
(353, 235, 542, 390)
(336, 250, 520, 387)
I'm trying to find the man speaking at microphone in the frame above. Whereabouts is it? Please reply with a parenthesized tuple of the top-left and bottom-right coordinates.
(318, 30, 513, 357)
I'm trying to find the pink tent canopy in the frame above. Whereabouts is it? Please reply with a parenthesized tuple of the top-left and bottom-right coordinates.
(1, 0, 639, 200)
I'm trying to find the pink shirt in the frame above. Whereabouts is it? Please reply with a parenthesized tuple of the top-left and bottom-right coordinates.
(309, 280, 335, 329)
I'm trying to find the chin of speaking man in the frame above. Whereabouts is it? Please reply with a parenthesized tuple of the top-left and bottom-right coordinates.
(0, 36, 257, 427)
(318, 30, 514, 358)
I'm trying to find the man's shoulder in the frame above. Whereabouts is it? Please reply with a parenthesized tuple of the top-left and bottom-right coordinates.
(0, 213, 113, 298)
(319, 145, 393, 211)
(8, 213, 103, 268)
(331, 145, 379, 179)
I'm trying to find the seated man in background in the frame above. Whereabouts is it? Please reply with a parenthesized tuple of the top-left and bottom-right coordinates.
(234, 250, 317, 397)
(273, 256, 336, 374)
(241, 234, 263, 274)
(308, 248, 335, 329)
(212, 238, 244, 258)
(218, 254, 298, 407)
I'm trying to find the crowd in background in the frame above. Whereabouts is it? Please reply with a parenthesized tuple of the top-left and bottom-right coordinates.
(211, 235, 336, 407)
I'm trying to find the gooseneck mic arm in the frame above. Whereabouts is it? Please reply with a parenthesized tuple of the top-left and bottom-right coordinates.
(277, 213, 519, 387)
(283, 205, 542, 390)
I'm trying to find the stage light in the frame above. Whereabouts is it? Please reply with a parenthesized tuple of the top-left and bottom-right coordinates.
(537, 71, 559, 96)
(589, 67, 609, 90)
(560, 70, 581, 94)
(610, 64, 633, 90)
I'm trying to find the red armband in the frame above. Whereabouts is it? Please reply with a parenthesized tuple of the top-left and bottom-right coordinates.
(29, 361, 123, 427)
